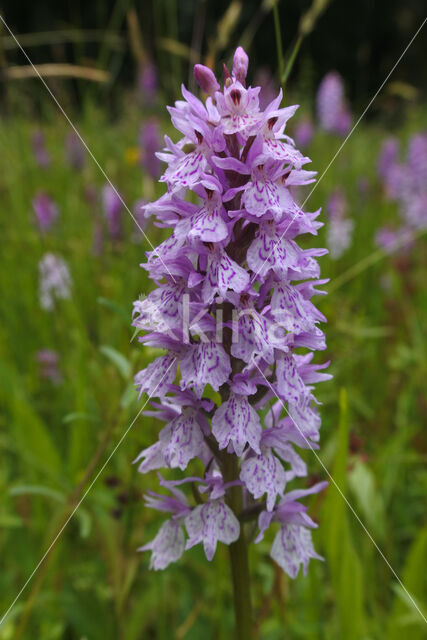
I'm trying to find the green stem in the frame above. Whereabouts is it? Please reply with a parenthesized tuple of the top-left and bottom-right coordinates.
(282, 34, 302, 86)
(273, 0, 285, 92)
(224, 455, 253, 639)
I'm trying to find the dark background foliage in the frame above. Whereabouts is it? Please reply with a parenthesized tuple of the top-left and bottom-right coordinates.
(2, 0, 427, 105)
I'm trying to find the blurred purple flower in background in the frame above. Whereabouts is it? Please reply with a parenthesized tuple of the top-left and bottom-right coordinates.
(39, 253, 72, 311)
(139, 120, 161, 179)
(294, 119, 314, 149)
(375, 226, 414, 254)
(31, 130, 51, 168)
(132, 199, 147, 242)
(377, 137, 400, 182)
(102, 184, 123, 242)
(326, 188, 353, 259)
(36, 349, 62, 384)
(138, 60, 158, 106)
(316, 72, 352, 136)
(32, 192, 59, 232)
(253, 68, 278, 110)
(377, 132, 427, 243)
(65, 132, 86, 170)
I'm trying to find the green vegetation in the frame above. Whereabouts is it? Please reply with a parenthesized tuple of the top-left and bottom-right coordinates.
(0, 93, 425, 639)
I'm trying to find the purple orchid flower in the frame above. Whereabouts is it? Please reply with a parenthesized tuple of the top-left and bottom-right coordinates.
(133, 47, 330, 592)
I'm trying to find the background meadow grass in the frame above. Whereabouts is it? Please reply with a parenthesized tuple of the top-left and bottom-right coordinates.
(0, 8, 427, 639)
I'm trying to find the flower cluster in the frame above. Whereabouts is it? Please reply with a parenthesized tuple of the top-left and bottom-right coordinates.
(326, 188, 353, 259)
(316, 72, 352, 137)
(376, 133, 427, 252)
(134, 47, 330, 578)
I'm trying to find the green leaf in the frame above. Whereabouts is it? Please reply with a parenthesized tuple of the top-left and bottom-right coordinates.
(0, 363, 62, 478)
(99, 345, 132, 380)
(97, 296, 130, 324)
(62, 412, 98, 424)
(0, 513, 23, 527)
(120, 381, 137, 408)
(321, 389, 366, 639)
(9, 484, 65, 502)
(387, 526, 427, 639)
(348, 459, 386, 540)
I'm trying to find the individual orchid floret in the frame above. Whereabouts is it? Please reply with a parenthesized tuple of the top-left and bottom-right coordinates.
(132, 46, 329, 600)
(185, 499, 240, 561)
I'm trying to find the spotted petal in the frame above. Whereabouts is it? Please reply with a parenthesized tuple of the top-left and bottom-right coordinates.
(240, 448, 286, 511)
(202, 250, 249, 303)
(231, 309, 274, 364)
(275, 352, 306, 404)
(188, 203, 228, 243)
(270, 525, 323, 578)
(180, 341, 231, 398)
(247, 224, 300, 278)
(264, 138, 310, 169)
(159, 407, 204, 470)
(288, 394, 321, 441)
(212, 392, 262, 456)
(134, 355, 177, 398)
(242, 178, 281, 219)
(271, 283, 317, 334)
(139, 519, 185, 570)
(185, 500, 240, 561)
(163, 149, 209, 189)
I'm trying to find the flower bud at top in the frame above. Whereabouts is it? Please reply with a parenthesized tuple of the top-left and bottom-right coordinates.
(193, 64, 220, 96)
(232, 46, 249, 84)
